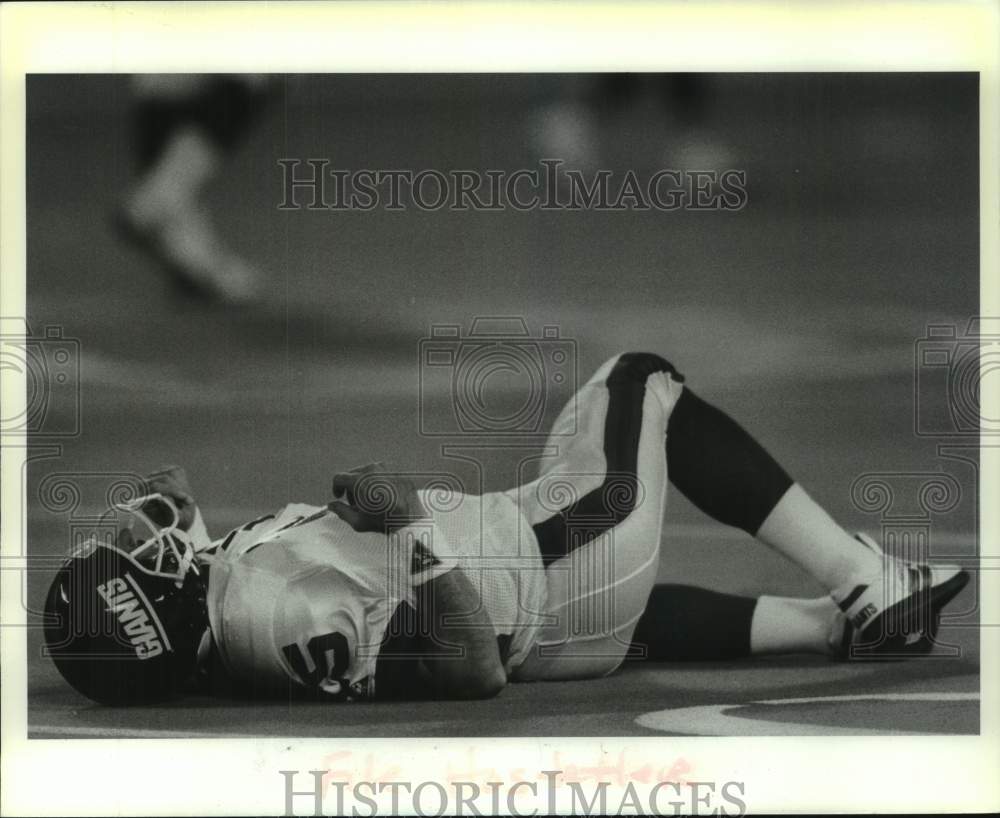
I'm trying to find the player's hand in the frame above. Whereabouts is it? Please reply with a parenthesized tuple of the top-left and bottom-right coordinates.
(143, 465, 197, 531)
(328, 462, 428, 534)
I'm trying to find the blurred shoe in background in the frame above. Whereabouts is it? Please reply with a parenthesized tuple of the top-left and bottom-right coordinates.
(117, 75, 272, 305)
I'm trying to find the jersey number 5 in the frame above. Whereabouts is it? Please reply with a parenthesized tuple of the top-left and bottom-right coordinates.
(281, 632, 349, 686)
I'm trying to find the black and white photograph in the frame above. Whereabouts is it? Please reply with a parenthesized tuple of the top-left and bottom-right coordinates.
(2, 3, 998, 816)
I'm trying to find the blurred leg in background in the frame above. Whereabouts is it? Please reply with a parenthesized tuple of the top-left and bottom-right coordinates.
(117, 74, 273, 305)
(530, 73, 733, 173)
(653, 74, 733, 170)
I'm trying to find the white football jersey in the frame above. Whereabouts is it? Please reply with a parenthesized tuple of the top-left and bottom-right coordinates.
(204, 503, 406, 699)
(419, 489, 548, 671)
(202, 492, 547, 700)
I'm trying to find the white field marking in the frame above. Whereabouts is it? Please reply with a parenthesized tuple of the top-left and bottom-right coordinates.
(24, 508, 981, 550)
(28, 724, 248, 739)
(81, 352, 218, 407)
(29, 719, 464, 739)
(71, 301, 968, 406)
(80, 351, 442, 407)
(80, 342, 913, 406)
(636, 692, 980, 736)
(661, 523, 980, 549)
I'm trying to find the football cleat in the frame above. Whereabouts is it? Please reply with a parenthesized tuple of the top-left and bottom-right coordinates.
(830, 533, 969, 660)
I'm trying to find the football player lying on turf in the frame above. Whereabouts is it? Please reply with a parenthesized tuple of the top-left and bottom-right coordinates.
(45, 353, 969, 704)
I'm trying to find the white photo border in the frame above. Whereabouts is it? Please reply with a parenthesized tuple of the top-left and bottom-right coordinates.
(2, 1, 998, 815)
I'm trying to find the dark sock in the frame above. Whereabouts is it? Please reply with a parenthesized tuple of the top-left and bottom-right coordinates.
(135, 76, 270, 170)
(630, 583, 757, 661)
(666, 387, 793, 535)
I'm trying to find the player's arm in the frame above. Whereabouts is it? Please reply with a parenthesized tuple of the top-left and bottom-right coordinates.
(410, 561, 507, 700)
(329, 464, 506, 700)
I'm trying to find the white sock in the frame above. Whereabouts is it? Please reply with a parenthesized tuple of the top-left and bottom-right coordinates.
(750, 596, 839, 655)
(756, 484, 882, 592)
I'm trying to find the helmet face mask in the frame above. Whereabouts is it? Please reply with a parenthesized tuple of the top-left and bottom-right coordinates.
(114, 493, 199, 586)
